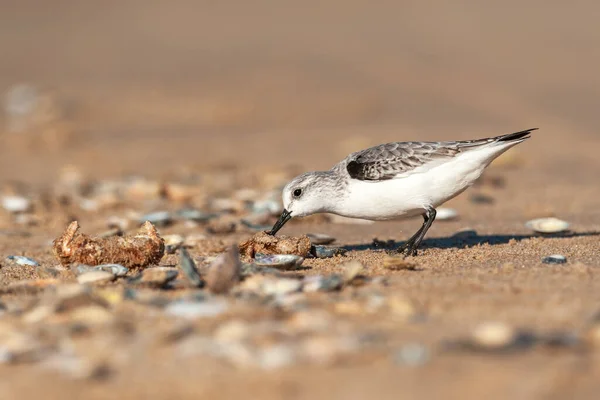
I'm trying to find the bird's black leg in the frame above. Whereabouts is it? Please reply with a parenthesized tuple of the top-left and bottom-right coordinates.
(396, 207, 437, 256)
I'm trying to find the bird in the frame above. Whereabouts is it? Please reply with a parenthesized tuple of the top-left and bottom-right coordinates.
(267, 128, 537, 256)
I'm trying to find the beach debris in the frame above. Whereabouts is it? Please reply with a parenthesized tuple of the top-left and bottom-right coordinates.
(542, 255, 567, 265)
(341, 261, 366, 285)
(138, 211, 172, 227)
(526, 218, 570, 234)
(2, 195, 31, 213)
(310, 245, 347, 258)
(72, 264, 129, 277)
(205, 246, 242, 294)
(5, 255, 39, 267)
(254, 254, 304, 270)
(165, 300, 228, 319)
(178, 248, 204, 288)
(52, 221, 165, 268)
(394, 343, 430, 366)
(239, 231, 311, 259)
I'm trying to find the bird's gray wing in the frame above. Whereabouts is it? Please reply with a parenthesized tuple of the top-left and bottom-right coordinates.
(344, 141, 461, 181)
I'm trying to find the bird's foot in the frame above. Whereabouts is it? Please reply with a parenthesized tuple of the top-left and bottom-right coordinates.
(390, 241, 419, 257)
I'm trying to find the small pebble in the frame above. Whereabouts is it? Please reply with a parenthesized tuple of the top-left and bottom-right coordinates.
(261, 278, 303, 296)
(469, 193, 495, 204)
(472, 321, 516, 349)
(74, 264, 128, 277)
(137, 267, 179, 286)
(306, 233, 336, 245)
(205, 246, 241, 294)
(526, 217, 570, 234)
(179, 247, 204, 288)
(165, 300, 228, 319)
(6, 255, 39, 267)
(163, 234, 185, 254)
(342, 260, 365, 284)
(394, 343, 430, 366)
(310, 245, 347, 258)
(542, 255, 567, 265)
(256, 344, 297, 370)
(1, 196, 31, 213)
(138, 211, 173, 227)
(176, 208, 218, 222)
(77, 271, 116, 285)
(435, 208, 458, 221)
(254, 253, 304, 270)
(303, 275, 343, 292)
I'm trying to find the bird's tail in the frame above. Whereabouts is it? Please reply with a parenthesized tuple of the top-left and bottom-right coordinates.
(458, 128, 538, 149)
(494, 128, 538, 143)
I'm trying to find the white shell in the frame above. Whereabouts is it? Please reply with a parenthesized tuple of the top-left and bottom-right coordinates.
(525, 218, 570, 233)
(436, 208, 458, 221)
(2, 196, 31, 213)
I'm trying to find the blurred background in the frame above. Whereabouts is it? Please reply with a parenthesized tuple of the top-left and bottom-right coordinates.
(0, 1, 598, 183)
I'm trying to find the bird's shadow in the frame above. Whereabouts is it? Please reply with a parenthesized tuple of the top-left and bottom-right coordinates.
(341, 230, 600, 252)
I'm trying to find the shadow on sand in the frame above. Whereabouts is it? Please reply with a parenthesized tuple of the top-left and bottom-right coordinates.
(340, 231, 600, 252)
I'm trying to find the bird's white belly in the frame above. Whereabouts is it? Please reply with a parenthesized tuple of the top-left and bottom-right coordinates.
(335, 151, 491, 220)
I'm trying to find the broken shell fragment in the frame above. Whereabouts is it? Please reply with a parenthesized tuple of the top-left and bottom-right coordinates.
(6, 255, 39, 267)
(205, 246, 242, 294)
(52, 221, 165, 268)
(525, 218, 570, 234)
(254, 253, 304, 270)
(138, 211, 173, 227)
(310, 245, 347, 258)
(178, 248, 203, 288)
(542, 255, 567, 265)
(73, 264, 129, 277)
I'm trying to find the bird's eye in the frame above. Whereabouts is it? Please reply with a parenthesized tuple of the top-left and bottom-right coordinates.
(293, 188, 303, 198)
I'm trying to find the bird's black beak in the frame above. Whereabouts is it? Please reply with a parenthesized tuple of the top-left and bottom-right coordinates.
(267, 209, 292, 235)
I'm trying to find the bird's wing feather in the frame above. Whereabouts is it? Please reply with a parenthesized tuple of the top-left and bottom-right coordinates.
(345, 142, 460, 181)
(342, 128, 537, 181)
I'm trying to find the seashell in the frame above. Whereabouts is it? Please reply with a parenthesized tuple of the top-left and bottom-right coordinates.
(138, 211, 173, 227)
(2, 196, 31, 213)
(306, 233, 336, 245)
(542, 255, 567, 265)
(74, 264, 129, 277)
(175, 208, 218, 223)
(525, 218, 569, 234)
(435, 208, 458, 221)
(6, 255, 39, 267)
(254, 253, 304, 270)
(302, 275, 343, 292)
(179, 247, 204, 288)
(310, 245, 347, 258)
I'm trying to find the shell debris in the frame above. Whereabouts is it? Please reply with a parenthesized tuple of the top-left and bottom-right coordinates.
(52, 221, 165, 268)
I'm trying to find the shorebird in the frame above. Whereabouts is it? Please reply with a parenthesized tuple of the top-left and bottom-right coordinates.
(268, 128, 537, 256)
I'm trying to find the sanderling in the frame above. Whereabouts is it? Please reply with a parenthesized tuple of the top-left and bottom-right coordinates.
(268, 128, 538, 256)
